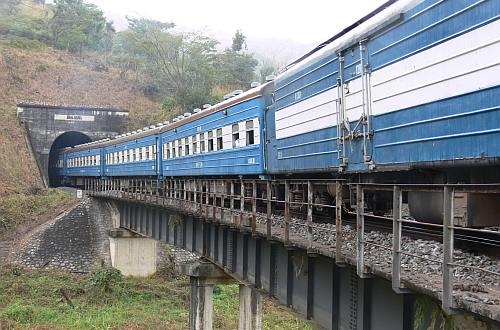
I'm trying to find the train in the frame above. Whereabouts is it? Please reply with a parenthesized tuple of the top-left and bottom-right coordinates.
(53, 0, 500, 227)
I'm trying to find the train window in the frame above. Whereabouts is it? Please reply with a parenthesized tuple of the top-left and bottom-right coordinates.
(114, 152, 118, 164)
(166, 143, 171, 159)
(208, 131, 214, 152)
(121, 151, 125, 163)
(172, 142, 176, 158)
(232, 124, 240, 148)
(217, 128, 223, 150)
(192, 135, 197, 154)
(185, 138, 190, 156)
(246, 120, 254, 145)
(178, 143, 183, 157)
(200, 133, 205, 153)
(96, 155, 100, 165)
(145, 147, 150, 160)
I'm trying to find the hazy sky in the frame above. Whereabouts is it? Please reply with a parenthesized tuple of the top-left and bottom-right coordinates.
(84, 0, 389, 46)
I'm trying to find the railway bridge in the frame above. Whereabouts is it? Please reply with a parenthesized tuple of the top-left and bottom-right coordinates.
(84, 178, 500, 330)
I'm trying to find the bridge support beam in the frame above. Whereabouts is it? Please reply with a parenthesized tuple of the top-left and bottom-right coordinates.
(238, 285, 262, 330)
(177, 261, 236, 330)
(108, 228, 157, 277)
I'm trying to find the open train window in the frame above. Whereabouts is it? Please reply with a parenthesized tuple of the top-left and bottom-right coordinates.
(166, 143, 171, 159)
(217, 128, 223, 150)
(232, 124, 240, 148)
(192, 135, 197, 154)
(200, 133, 205, 153)
(246, 120, 254, 145)
(145, 147, 150, 160)
(208, 131, 214, 152)
(185, 138, 190, 156)
(178, 140, 183, 157)
(172, 142, 176, 158)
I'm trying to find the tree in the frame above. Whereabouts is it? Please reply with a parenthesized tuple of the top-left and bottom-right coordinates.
(215, 50, 258, 90)
(231, 29, 246, 52)
(123, 18, 220, 110)
(50, 0, 112, 54)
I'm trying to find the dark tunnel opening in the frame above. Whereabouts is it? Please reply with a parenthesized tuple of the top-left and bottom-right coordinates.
(48, 131, 92, 187)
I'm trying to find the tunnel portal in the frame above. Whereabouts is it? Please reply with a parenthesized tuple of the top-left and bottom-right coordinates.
(17, 103, 128, 187)
(48, 131, 92, 187)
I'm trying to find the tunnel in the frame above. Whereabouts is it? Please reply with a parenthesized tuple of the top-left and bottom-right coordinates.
(48, 131, 92, 187)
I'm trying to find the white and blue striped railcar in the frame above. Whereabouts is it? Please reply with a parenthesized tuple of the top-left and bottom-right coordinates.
(160, 83, 272, 177)
(267, 0, 500, 175)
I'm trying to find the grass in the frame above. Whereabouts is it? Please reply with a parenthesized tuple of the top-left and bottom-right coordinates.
(213, 284, 313, 329)
(0, 188, 76, 233)
(0, 266, 313, 329)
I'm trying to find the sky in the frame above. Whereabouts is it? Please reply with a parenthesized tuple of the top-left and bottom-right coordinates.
(84, 0, 389, 46)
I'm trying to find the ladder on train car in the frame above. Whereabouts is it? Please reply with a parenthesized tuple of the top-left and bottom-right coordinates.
(336, 40, 373, 171)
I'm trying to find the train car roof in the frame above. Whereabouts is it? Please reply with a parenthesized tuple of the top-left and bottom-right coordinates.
(159, 82, 271, 134)
(276, 0, 420, 82)
(62, 139, 110, 153)
(101, 126, 163, 147)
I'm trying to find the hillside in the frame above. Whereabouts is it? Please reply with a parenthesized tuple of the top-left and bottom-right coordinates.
(0, 43, 165, 195)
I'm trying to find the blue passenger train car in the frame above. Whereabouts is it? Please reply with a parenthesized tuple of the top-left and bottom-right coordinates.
(267, 0, 500, 175)
(160, 83, 272, 178)
(103, 128, 161, 177)
(65, 144, 103, 177)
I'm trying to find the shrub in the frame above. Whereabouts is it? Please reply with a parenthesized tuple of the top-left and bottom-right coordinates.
(87, 266, 123, 295)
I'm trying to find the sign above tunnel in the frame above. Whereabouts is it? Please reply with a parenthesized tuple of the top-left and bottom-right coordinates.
(54, 114, 95, 122)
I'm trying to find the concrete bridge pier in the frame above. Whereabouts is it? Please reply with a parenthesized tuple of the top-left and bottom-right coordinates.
(108, 228, 157, 276)
(178, 261, 262, 330)
(238, 284, 262, 330)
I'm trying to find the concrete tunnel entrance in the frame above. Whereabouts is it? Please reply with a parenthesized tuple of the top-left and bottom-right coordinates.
(48, 131, 92, 187)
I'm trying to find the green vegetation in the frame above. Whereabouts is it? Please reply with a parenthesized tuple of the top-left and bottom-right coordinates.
(0, 266, 313, 329)
(0, 188, 75, 233)
(0, 0, 277, 117)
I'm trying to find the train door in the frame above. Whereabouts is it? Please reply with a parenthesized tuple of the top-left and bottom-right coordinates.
(264, 95, 277, 173)
(337, 42, 374, 171)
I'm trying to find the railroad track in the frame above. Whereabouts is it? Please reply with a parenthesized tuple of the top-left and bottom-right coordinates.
(270, 206, 500, 252)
